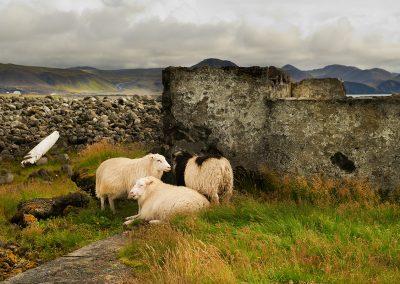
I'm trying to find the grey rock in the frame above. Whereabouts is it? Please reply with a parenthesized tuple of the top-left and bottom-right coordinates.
(0, 170, 14, 185)
(36, 157, 48, 166)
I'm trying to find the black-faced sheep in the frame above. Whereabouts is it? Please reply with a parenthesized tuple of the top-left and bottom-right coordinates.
(172, 151, 233, 204)
(95, 154, 171, 213)
(123, 176, 210, 225)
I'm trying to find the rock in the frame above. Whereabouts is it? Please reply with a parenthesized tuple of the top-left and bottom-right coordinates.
(0, 170, 14, 185)
(36, 157, 48, 166)
(71, 170, 96, 196)
(0, 245, 36, 281)
(28, 169, 54, 181)
(21, 214, 38, 227)
(57, 153, 70, 163)
(10, 192, 90, 227)
(61, 164, 73, 177)
(0, 96, 162, 157)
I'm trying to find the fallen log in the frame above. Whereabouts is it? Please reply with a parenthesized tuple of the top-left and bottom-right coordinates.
(21, 131, 60, 166)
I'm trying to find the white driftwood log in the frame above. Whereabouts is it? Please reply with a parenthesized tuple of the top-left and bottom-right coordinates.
(21, 131, 60, 166)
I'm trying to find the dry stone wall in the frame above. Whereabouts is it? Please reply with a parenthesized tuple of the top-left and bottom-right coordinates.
(162, 66, 400, 192)
(0, 96, 162, 159)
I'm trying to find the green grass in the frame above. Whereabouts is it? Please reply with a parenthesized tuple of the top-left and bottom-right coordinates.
(2, 141, 400, 282)
(120, 196, 400, 283)
(0, 141, 147, 280)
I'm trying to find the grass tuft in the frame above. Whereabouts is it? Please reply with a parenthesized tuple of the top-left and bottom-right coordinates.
(73, 140, 148, 174)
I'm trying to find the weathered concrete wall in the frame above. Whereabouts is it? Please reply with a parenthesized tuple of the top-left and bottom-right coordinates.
(0, 96, 161, 159)
(163, 66, 400, 191)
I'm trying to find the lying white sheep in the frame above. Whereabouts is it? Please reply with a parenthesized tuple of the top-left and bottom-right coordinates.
(95, 154, 171, 213)
(124, 176, 210, 225)
(172, 151, 233, 204)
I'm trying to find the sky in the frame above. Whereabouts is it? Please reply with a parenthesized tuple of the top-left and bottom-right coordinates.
(0, 0, 399, 71)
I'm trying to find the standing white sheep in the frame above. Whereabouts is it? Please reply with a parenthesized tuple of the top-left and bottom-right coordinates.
(95, 153, 171, 213)
(172, 151, 233, 204)
(124, 176, 210, 225)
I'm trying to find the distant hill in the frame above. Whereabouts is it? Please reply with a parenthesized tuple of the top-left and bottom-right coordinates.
(191, 58, 237, 68)
(2, 59, 399, 95)
(282, 65, 312, 81)
(343, 82, 377, 94)
(283, 64, 400, 94)
(0, 63, 116, 94)
(0, 58, 239, 95)
(72, 67, 163, 95)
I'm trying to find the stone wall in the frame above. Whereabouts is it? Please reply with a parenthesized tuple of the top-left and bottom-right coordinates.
(0, 96, 161, 159)
(162, 66, 400, 192)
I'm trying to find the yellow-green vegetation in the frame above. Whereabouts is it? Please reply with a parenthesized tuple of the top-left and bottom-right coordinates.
(73, 139, 148, 175)
(2, 140, 400, 282)
(0, 141, 146, 279)
(120, 172, 400, 283)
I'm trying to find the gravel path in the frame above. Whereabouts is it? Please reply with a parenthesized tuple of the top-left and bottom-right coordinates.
(3, 234, 135, 284)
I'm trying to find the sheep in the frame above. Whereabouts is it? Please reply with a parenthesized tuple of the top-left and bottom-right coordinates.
(95, 153, 171, 213)
(123, 176, 210, 225)
(172, 151, 233, 204)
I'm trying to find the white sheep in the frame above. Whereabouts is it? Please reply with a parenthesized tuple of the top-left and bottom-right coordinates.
(172, 151, 233, 204)
(124, 176, 210, 225)
(95, 153, 171, 213)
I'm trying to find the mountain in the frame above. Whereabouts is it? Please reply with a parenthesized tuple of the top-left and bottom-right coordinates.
(376, 80, 400, 94)
(0, 58, 240, 95)
(283, 64, 400, 94)
(73, 67, 163, 95)
(343, 82, 377, 94)
(191, 58, 237, 68)
(282, 65, 311, 81)
(0, 63, 116, 94)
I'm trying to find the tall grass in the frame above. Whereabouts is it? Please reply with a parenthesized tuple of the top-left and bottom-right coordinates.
(121, 195, 400, 283)
(235, 166, 380, 205)
(73, 139, 148, 174)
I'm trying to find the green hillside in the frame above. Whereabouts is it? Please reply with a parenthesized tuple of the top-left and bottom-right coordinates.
(0, 63, 116, 94)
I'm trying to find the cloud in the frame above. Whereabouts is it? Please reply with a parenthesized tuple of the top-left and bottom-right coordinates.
(0, 0, 399, 71)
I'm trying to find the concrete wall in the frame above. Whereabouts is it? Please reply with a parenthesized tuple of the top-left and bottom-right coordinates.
(162, 66, 400, 192)
(0, 96, 161, 160)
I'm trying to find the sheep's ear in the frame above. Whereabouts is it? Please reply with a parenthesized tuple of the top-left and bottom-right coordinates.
(146, 179, 154, 185)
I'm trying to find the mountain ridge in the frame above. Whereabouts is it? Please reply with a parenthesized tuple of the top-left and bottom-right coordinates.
(1, 59, 399, 95)
(282, 64, 400, 94)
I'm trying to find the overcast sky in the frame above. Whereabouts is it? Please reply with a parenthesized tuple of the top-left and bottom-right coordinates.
(0, 0, 399, 71)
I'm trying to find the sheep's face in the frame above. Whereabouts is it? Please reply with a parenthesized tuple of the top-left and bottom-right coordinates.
(128, 177, 154, 199)
(150, 154, 171, 172)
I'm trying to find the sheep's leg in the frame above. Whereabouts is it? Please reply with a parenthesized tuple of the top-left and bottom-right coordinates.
(100, 197, 106, 211)
(210, 193, 220, 205)
(125, 214, 140, 221)
(109, 197, 116, 213)
(149, 220, 162, 224)
(123, 214, 141, 226)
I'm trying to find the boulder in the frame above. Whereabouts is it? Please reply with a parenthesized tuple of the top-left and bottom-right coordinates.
(0, 170, 14, 185)
(10, 192, 90, 227)
(36, 157, 48, 166)
(71, 170, 96, 196)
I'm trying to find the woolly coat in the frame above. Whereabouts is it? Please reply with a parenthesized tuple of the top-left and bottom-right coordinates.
(137, 178, 210, 221)
(174, 153, 234, 204)
(95, 155, 164, 200)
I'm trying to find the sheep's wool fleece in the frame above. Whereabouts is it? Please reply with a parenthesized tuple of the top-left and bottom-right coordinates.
(139, 179, 210, 221)
(95, 156, 163, 199)
(184, 156, 233, 200)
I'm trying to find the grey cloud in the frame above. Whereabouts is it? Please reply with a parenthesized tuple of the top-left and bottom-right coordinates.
(0, 0, 399, 71)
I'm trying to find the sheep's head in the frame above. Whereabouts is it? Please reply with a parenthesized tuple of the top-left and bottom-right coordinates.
(171, 150, 192, 172)
(128, 176, 156, 199)
(149, 154, 171, 172)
